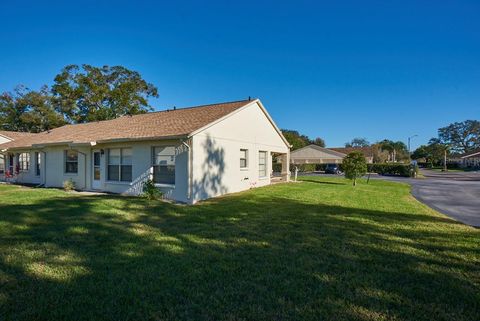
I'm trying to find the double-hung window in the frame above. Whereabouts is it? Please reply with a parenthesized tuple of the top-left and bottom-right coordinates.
(258, 151, 267, 178)
(65, 150, 78, 174)
(240, 149, 248, 169)
(18, 153, 30, 172)
(108, 148, 132, 182)
(152, 146, 175, 185)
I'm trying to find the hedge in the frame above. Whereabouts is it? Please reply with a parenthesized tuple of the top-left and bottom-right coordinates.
(273, 162, 413, 177)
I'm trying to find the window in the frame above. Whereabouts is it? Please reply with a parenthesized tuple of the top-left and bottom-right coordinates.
(152, 146, 175, 185)
(65, 150, 78, 174)
(108, 148, 132, 182)
(240, 149, 248, 169)
(8, 154, 14, 173)
(18, 153, 30, 171)
(258, 151, 267, 178)
(0, 154, 4, 174)
(35, 152, 41, 176)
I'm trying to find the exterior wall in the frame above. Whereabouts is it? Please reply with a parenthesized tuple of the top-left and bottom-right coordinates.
(0, 135, 11, 145)
(191, 102, 289, 203)
(4, 140, 190, 203)
(1, 150, 43, 185)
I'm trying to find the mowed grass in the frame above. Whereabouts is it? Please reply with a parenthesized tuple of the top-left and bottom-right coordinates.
(0, 177, 479, 321)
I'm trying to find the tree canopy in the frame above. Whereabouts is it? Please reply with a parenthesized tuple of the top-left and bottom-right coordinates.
(281, 129, 326, 150)
(437, 120, 480, 153)
(342, 151, 367, 186)
(0, 65, 159, 132)
(345, 137, 370, 148)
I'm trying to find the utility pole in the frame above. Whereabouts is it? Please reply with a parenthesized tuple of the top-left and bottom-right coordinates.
(408, 134, 418, 154)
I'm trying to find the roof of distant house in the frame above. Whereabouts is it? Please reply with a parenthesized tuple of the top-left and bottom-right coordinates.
(0, 130, 38, 140)
(329, 146, 375, 157)
(461, 149, 480, 158)
(0, 99, 274, 150)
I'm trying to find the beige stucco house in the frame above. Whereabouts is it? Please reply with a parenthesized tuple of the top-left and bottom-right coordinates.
(290, 145, 346, 164)
(0, 99, 291, 204)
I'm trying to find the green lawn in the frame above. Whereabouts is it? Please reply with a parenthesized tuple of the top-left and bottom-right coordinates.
(0, 177, 479, 321)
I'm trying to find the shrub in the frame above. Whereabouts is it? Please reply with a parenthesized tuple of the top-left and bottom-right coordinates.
(343, 152, 367, 186)
(367, 163, 412, 177)
(63, 179, 76, 191)
(142, 179, 163, 200)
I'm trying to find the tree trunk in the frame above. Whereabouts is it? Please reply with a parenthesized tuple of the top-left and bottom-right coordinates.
(353, 178, 356, 186)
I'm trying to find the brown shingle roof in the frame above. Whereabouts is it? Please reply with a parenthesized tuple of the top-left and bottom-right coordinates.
(0, 100, 253, 150)
(329, 146, 375, 157)
(0, 131, 38, 141)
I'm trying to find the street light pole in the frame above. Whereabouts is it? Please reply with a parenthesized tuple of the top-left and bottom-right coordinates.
(408, 134, 418, 154)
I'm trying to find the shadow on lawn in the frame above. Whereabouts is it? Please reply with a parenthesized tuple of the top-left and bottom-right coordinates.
(0, 192, 479, 321)
(298, 178, 347, 185)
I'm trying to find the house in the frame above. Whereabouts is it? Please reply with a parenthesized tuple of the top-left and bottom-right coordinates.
(0, 99, 291, 204)
(0, 131, 38, 177)
(329, 146, 375, 163)
(461, 149, 480, 168)
(290, 144, 346, 164)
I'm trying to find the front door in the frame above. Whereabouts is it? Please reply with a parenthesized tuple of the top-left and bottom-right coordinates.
(92, 151, 101, 189)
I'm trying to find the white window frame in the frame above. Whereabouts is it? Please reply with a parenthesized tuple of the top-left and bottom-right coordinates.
(152, 146, 176, 186)
(107, 148, 132, 183)
(240, 149, 248, 169)
(18, 152, 30, 172)
(258, 151, 267, 178)
(65, 150, 78, 174)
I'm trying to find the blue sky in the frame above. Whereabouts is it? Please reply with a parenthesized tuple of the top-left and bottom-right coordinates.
(0, 0, 479, 149)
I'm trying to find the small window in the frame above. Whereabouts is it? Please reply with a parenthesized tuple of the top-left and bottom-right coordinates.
(108, 148, 132, 182)
(0, 154, 4, 174)
(35, 152, 41, 176)
(18, 153, 30, 172)
(259, 151, 267, 178)
(152, 146, 175, 185)
(240, 149, 248, 169)
(65, 150, 78, 173)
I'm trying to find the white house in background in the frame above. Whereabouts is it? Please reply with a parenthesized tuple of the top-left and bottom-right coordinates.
(0, 131, 38, 178)
(461, 150, 480, 168)
(290, 144, 346, 164)
(0, 99, 291, 204)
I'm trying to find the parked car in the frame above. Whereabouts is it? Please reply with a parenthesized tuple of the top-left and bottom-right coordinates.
(325, 164, 342, 174)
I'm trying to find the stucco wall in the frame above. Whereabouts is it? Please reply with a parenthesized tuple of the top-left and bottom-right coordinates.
(191, 102, 289, 203)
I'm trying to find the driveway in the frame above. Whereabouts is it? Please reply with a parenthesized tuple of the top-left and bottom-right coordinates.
(374, 170, 480, 227)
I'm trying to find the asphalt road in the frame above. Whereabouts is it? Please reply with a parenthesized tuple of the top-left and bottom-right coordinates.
(304, 170, 480, 227)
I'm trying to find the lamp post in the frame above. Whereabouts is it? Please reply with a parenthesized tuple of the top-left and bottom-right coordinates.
(408, 135, 418, 154)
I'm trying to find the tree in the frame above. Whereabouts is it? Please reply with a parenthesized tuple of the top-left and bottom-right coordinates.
(313, 137, 326, 147)
(51, 64, 158, 123)
(281, 129, 312, 150)
(379, 139, 408, 162)
(345, 137, 370, 148)
(437, 120, 480, 153)
(342, 151, 367, 186)
(0, 86, 65, 132)
(412, 139, 450, 169)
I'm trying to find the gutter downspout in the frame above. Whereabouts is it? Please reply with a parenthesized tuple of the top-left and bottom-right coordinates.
(181, 139, 192, 200)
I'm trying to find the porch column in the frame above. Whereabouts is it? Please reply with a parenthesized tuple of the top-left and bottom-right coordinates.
(280, 152, 290, 182)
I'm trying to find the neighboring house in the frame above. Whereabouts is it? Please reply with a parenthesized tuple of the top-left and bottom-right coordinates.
(330, 146, 375, 163)
(0, 99, 291, 204)
(0, 131, 38, 178)
(290, 144, 346, 164)
(461, 149, 480, 168)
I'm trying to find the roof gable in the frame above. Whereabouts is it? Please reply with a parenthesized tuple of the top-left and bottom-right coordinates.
(291, 145, 347, 158)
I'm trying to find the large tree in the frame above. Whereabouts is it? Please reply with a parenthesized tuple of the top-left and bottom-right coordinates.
(437, 120, 480, 153)
(0, 86, 65, 132)
(379, 139, 408, 162)
(51, 64, 159, 123)
(345, 137, 370, 148)
(281, 129, 314, 150)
